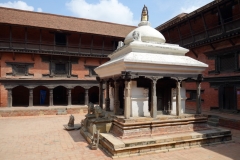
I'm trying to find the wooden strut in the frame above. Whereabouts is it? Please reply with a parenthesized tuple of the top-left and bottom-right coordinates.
(229, 39, 235, 46)
(12, 52, 15, 60)
(191, 49, 198, 58)
(210, 44, 215, 50)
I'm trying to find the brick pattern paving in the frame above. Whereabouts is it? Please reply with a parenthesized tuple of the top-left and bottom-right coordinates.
(0, 115, 240, 160)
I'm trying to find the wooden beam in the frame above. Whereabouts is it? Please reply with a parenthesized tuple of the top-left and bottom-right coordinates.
(176, 26, 182, 45)
(39, 29, 42, 51)
(10, 26, 12, 49)
(79, 33, 81, 53)
(210, 44, 215, 50)
(25, 27, 27, 50)
(91, 35, 93, 54)
(102, 36, 105, 55)
(12, 52, 15, 60)
(32, 53, 35, 61)
(217, 4, 225, 33)
(191, 49, 198, 58)
(201, 13, 209, 38)
(188, 18, 194, 42)
(167, 30, 172, 43)
(229, 39, 235, 46)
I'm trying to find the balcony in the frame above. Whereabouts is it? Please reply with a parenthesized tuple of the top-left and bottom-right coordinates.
(0, 39, 114, 57)
(169, 15, 240, 47)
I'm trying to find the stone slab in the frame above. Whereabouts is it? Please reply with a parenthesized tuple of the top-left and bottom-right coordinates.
(63, 124, 81, 130)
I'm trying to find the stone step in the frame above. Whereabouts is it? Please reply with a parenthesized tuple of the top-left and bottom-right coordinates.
(207, 121, 219, 127)
(208, 117, 219, 123)
(99, 128, 232, 158)
(209, 115, 219, 119)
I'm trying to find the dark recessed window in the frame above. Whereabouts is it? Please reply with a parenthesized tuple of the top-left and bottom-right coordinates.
(186, 90, 204, 101)
(14, 65, 27, 75)
(220, 54, 235, 72)
(55, 63, 66, 74)
(55, 33, 66, 46)
(85, 66, 97, 77)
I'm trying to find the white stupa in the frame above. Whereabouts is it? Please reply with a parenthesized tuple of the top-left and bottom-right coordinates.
(95, 5, 208, 118)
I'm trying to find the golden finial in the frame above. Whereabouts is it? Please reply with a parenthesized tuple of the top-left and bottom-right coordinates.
(141, 5, 148, 21)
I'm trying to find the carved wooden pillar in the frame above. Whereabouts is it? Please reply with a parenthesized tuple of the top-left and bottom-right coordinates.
(124, 80, 131, 119)
(114, 80, 120, 115)
(105, 81, 110, 111)
(49, 89, 53, 106)
(68, 88, 72, 106)
(84, 88, 89, 105)
(99, 80, 103, 108)
(176, 80, 181, 116)
(67, 60, 71, 78)
(7, 89, 12, 107)
(196, 74, 203, 114)
(29, 89, 33, 107)
(151, 79, 157, 118)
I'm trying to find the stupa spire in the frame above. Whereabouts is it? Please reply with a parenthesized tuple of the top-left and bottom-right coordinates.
(141, 5, 149, 21)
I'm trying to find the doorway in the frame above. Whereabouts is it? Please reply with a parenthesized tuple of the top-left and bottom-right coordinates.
(221, 86, 236, 110)
(53, 86, 67, 105)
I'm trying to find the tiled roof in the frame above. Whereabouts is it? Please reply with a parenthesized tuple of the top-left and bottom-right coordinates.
(0, 7, 136, 38)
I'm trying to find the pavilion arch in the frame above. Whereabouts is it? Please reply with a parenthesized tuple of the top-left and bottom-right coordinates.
(33, 86, 49, 106)
(53, 86, 67, 105)
(88, 86, 99, 104)
(12, 85, 29, 107)
(71, 86, 85, 105)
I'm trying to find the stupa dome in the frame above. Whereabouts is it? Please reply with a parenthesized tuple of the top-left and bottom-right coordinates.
(124, 5, 166, 45)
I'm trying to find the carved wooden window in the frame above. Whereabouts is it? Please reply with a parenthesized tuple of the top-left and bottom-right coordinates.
(55, 63, 66, 74)
(219, 54, 235, 71)
(85, 66, 97, 77)
(6, 62, 34, 76)
(186, 90, 204, 101)
(55, 33, 66, 46)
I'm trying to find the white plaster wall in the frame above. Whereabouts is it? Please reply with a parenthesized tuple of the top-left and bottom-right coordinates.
(130, 81, 150, 117)
(171, 82, 186, 115)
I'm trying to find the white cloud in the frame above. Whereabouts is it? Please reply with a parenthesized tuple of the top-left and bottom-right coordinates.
(180, 0, 213, 13)
(0, 1, 42, 12)
(66, 0, 137, 25)
(180, 6, 199, 13)
(37, 7, 42, 12)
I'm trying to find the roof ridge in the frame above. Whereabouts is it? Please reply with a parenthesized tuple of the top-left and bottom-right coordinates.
(0, 7, 136, 28)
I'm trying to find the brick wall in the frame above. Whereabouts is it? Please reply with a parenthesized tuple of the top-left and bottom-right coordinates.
(185, 82, 218, 111)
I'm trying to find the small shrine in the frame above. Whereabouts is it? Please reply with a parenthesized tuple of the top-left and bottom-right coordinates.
(80, 5, 232, 158)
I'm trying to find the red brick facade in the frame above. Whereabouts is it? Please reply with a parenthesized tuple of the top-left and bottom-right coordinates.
(157, 0, 240, 112)
(0, 7, 135, 107)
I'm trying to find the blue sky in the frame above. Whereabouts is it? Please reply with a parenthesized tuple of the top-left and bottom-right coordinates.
(0, 0, 213, 28)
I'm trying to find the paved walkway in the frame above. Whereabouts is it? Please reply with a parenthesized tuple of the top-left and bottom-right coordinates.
(0, 114, 240, 160)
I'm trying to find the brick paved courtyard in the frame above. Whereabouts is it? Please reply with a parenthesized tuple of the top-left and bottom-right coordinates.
(0, 114, 240, 160)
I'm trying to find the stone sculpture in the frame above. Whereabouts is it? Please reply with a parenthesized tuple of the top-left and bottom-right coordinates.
(94, 105, 102, 119)
(90, 124, 100, 150)
(88, 102, 94, 115)
(68, 114, 74, 127)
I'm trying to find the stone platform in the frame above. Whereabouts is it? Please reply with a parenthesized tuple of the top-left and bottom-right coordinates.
(80, 114, 233, 158)
(100, 128, 232, 158)
(110, 114, 209, 139)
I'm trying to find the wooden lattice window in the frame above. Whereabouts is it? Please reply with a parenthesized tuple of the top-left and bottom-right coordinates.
(6, 62, 34, 76)
(55, 63, 67, 75)
(219, 54, 235, 71)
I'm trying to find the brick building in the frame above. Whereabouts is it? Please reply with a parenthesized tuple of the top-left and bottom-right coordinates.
(156, 0, 240, 112)
(0, 7, 135, 107)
